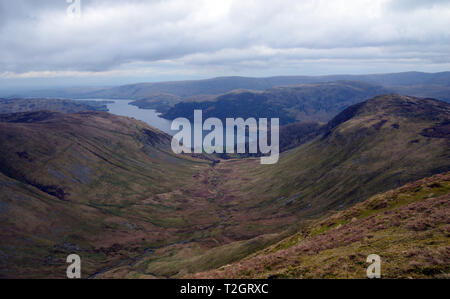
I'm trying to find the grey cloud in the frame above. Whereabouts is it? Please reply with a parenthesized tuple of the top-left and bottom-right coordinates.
(0, 0, 449, 81)
(387, 0, 450, 11)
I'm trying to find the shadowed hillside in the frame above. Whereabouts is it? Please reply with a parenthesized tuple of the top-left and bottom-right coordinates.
(129, 93, 183, 113)
(162, 81, 389, 124)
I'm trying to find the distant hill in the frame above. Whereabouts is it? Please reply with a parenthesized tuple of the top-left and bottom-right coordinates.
(0, 98, 110, 114)
(129, 93, 182, 113)
(162, 81, 390, 124)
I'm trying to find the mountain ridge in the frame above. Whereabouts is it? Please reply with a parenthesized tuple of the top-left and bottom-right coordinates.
(9, 71, 450, 103)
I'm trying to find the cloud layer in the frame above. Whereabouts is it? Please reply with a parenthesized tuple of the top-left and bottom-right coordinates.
(1, 0, 450, 84)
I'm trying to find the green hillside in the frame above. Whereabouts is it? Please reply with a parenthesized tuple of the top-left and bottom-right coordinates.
(239, 94, 450, 217)
(0, 111, 212, 278)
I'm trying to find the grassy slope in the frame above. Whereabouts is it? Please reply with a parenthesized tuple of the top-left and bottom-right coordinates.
(0, 111, 199, 204)
(238, 95, 450, 218)
(192, 172, 450, 279)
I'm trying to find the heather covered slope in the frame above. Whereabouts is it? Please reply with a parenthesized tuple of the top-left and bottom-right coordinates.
(192, 172, 450, 279)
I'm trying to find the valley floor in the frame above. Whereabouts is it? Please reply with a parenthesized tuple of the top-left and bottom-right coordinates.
(91, 158, 300, 278)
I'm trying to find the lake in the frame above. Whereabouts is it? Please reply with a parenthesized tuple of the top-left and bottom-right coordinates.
(77, 99, 257, 148)
(77, 99, 176, 135)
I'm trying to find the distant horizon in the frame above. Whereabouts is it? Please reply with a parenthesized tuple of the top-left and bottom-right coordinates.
(2, 69, 450, 95)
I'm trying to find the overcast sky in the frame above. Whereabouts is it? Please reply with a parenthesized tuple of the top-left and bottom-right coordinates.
(1, 0, 450, 90)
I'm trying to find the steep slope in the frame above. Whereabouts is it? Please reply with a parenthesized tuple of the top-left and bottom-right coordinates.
(192, 172, 450, 279)
(162, 81, 390, 124)
(278, 122, 324, 152)
(0, 111, 194, 203)
(0, 111, 216, 278)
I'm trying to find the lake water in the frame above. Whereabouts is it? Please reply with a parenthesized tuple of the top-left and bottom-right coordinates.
(77, 99, 258, 148)
(78, 99, 176, 135)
